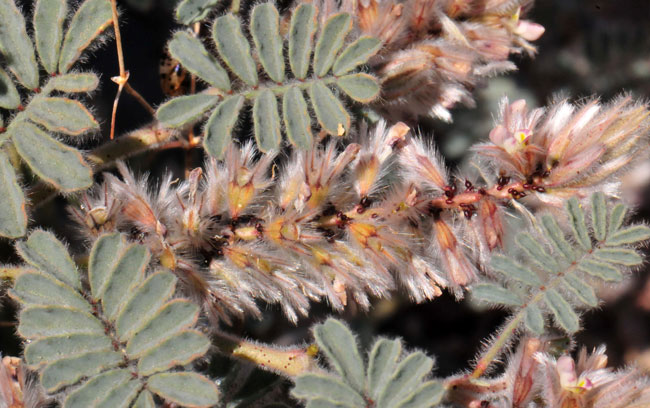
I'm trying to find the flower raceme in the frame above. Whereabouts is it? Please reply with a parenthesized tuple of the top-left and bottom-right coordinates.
(69, 97, 650, 324)
(341, 0, 545, 121)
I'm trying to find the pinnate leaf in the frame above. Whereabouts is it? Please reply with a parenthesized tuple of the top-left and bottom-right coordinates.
(13, 232, 218, 406)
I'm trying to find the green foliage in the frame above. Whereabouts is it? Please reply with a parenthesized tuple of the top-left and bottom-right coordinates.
(292, 318, 444, 408)
(471, 192, 650, 334)
(10, 231, 219, 408)
(175, 0, 220, 25)
(156, 2, 382, 157)
(0, 0, 111, 238)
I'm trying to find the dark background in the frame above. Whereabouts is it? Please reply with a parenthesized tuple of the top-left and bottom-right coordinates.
(2, 0, 650, 379)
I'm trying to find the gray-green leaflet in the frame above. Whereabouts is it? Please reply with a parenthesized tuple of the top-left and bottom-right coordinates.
(0, 0, 111, 238)
(156, 2, 382, 158)
(11, 231, 220, 408)
(471, 192, 650, 334)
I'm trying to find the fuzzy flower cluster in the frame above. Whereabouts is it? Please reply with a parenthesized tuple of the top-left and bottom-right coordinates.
(330, 0, 545, 121)
(69, 97, 649, 324)
(448, 338, 650, 408)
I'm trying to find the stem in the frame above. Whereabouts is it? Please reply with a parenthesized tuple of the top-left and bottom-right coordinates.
(109, 0, 126, 140)
(87, 124, 176, 170)
(470, 314, 524, 378)
(124, 83, 155, 115)
(470, 239, 603, 378)
(212, 330, 318, 377)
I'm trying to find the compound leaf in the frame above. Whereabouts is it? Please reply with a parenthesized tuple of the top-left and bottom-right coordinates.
(13, 232, 217, 406)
